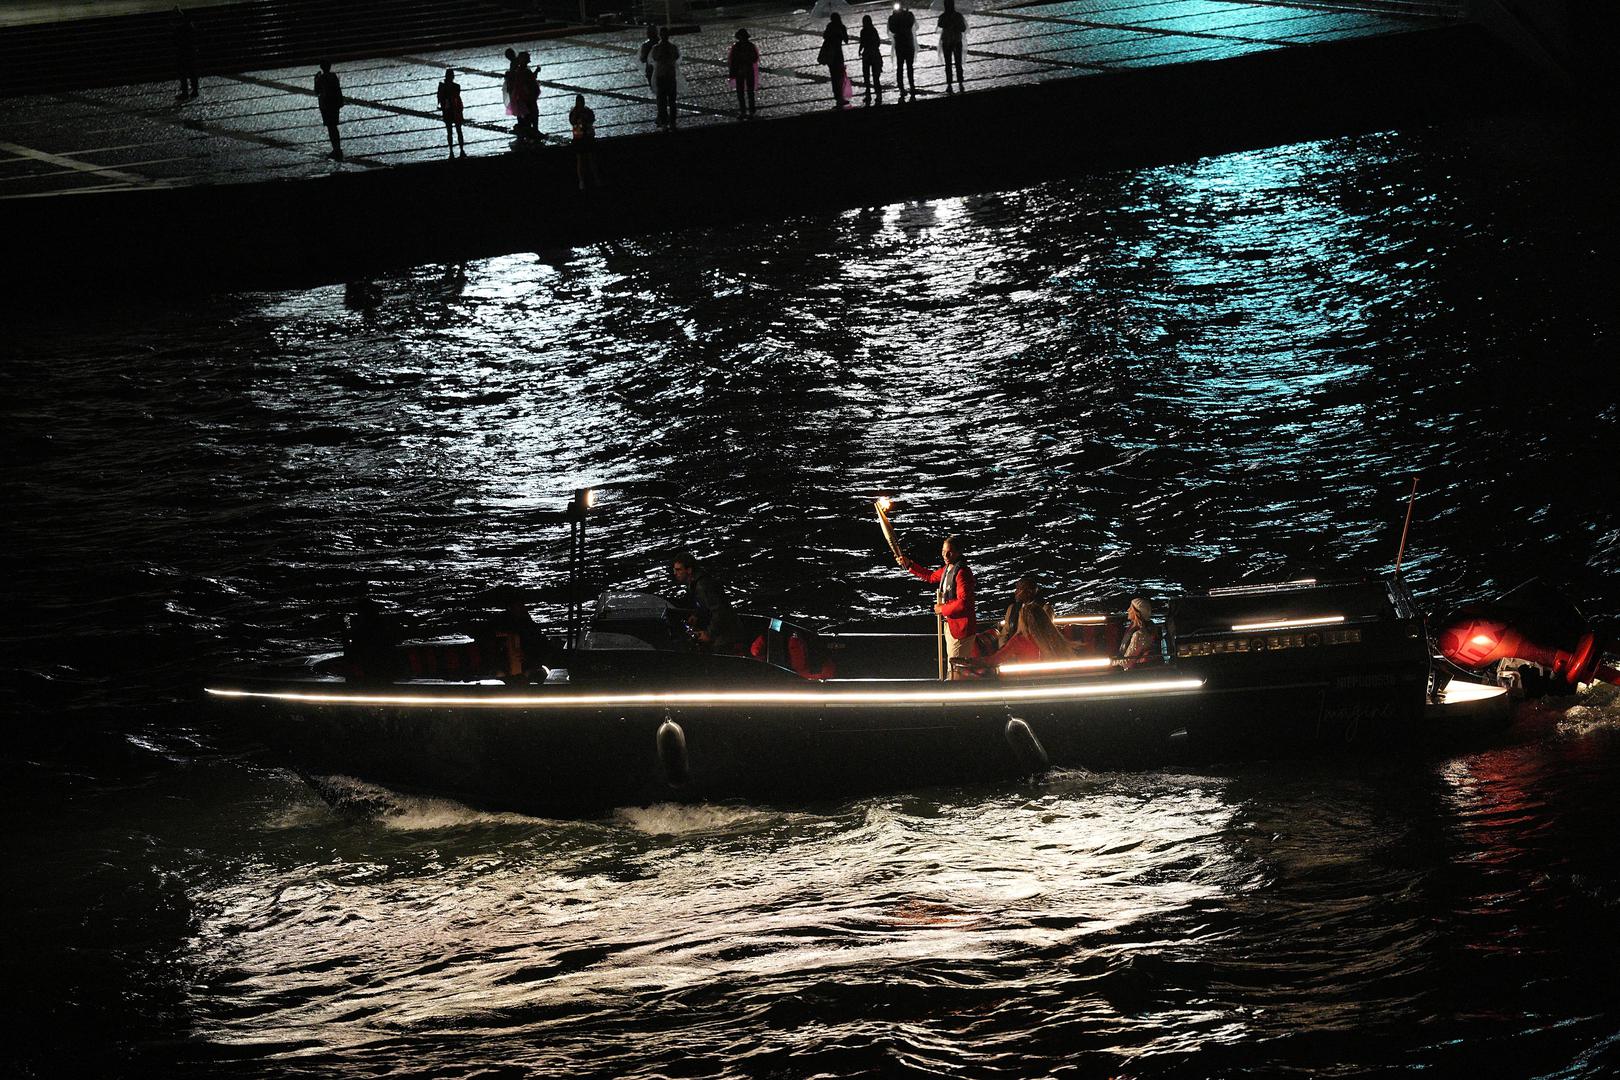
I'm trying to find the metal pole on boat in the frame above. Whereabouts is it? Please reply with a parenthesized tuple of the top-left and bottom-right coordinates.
(1393, 476, 1419, 578)
(565, 511, 577, 652)
(565, 487, 595, 651)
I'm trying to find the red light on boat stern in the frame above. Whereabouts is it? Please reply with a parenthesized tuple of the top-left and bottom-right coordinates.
(1439, 618, 1512, 667)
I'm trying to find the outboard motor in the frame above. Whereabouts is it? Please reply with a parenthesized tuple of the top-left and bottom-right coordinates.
(1436, 579, 1618, 694)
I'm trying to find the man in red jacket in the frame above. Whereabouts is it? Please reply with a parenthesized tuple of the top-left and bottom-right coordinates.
(900, 535, 977, 678)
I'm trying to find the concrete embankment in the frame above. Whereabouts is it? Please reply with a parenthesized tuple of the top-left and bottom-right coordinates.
(4, 24, 1547, 296)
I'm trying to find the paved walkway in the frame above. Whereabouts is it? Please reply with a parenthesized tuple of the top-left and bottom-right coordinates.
(0, 0, 1455, 199)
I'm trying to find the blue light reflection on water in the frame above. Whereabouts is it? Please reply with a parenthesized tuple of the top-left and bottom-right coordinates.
(3, 114, 1620, 1078)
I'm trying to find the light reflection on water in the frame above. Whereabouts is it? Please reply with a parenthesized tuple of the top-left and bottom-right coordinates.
(187, 772, 1246, 1072)
(4, 114, 1620, 1077)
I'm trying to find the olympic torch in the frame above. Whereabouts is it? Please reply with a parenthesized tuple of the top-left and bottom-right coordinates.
(874, 495, 904, 565)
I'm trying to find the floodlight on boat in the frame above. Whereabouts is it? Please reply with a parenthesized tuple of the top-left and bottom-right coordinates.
(1230, 614, 1345, 632)
(1052, 614, 1106, 626)
(998, 657, 1113, 675)
(204, 677, 1203, 710)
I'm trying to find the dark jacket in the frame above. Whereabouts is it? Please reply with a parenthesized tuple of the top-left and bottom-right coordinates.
(728, 39, 759, 79)
(686, 570, 742, 650)
(315, 70, 343, 118)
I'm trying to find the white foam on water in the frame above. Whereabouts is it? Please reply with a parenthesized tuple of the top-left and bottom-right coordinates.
(1557, 681, 1620, 737)
(307, 774, 548, 831)
(614, 801, 786, 837)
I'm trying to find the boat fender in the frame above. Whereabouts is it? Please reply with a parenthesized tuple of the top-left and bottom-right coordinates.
(657, 718, 689, 787)
(1004, 717, 1049, 774)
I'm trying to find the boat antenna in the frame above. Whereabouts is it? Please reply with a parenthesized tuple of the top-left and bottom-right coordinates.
(1393, 476, 1419, 578)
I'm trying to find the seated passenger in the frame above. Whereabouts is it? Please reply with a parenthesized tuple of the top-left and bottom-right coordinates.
(1114, 597, 1159, 670)
(343, 596, 408, 680)
(463, 585, 554, 679)
(750, 630, 836, 679)
(968, 601, 1073, 674)
(981, 573, 1042, 654)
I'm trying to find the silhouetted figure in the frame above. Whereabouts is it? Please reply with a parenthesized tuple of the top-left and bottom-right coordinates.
(314, 61, 344, 159)
(172, 7, 198, 100)
(344, 596, 406, 680)
(858, 15, 884, 102)
(513, 51, 541, 141)
(651, 27, 681, 128)
(818, 13, 851, 107)
(727, 28, 759, 119)
(638, 23, 659, 90)
(888, 1, 918, 99)
(569, 93, 600, 191)
(465, 585, 556, 681)
(938, 0, 966, 93)
(437, 68, 465, 157)
(502, 47, 521, 129)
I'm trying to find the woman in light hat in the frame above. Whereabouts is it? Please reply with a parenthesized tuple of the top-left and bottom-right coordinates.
(1115, 597, 1158, 670)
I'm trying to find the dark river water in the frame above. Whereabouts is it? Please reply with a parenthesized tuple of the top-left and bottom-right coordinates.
(5, 108, 1620, 1077)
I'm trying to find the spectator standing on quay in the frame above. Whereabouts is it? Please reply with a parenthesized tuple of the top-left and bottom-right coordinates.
(857, 15, 883, 102)
(437, 68, 465, 157)
(937, 0, 966, 93)
(502, 48, 520, 130)
(887, 1, 917, 100)
(569, 93, 600, 190)
(727, 28, 760, 119)
(638, 23, 659, 89)
(314, 61, 344, 159)
(651, 27, 682, 128)
(519, 52, 541, 140)
(172, 7, 198, 100)
(817, 13, 851, 107)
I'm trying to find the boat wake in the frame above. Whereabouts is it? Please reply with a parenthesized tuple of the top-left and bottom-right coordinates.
(613, 801, 814, 837)
(298, 773, 549, 831)
(1555, 682, 1620, 738)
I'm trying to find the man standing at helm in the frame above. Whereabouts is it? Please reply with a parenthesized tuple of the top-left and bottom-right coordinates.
(899, 535, 977, 678)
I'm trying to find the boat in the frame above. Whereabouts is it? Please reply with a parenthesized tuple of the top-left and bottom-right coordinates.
(205, 569, 1560, 817)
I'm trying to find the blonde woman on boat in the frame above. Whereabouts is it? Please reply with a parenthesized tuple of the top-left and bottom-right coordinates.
(971, 601, 1073, 672)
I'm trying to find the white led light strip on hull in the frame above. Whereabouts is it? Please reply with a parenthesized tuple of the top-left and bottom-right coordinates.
(205, 678, 1204, 709)
(1229, 615, 1345, 632)
(998, 657, 1113, 675)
